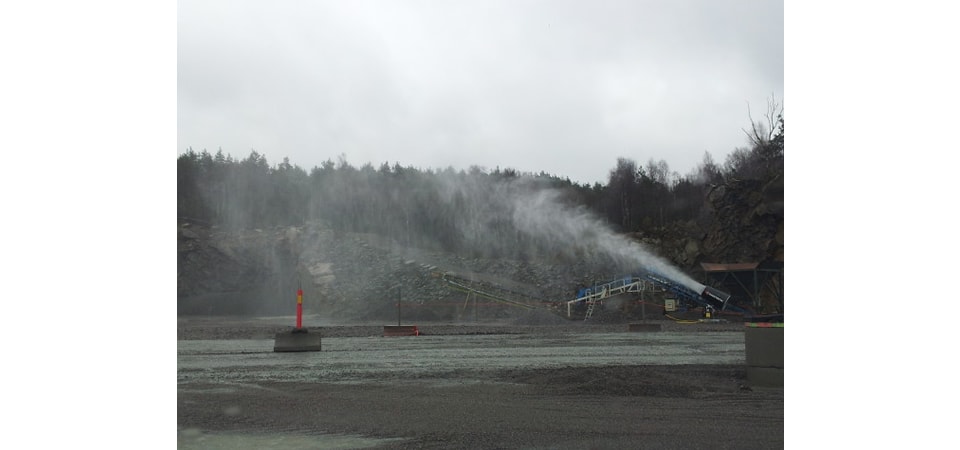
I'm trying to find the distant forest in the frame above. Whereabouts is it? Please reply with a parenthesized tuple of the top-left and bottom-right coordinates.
(178, 108, 782, 258)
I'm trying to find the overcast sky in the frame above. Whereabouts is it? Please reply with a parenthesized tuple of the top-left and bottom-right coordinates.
(178, 0, 783, 185)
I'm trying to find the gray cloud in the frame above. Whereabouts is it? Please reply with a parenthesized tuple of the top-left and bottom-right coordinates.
(178, 0, 783, 184)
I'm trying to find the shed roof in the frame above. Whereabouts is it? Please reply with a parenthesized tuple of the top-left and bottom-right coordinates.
(700, 262, 760, 272)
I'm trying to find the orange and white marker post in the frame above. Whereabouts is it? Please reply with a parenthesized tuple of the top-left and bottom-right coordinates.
(274, 280, 321, 352)
(296, 283, 304, 329)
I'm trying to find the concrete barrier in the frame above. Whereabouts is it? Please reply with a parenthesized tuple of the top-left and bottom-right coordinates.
(383, 325, 420, 337)
(273, 328, 322, 352)
(744, 317, 783, 387)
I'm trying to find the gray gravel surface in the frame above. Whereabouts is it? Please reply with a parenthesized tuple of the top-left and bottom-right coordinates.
(178, 317, 782, 449)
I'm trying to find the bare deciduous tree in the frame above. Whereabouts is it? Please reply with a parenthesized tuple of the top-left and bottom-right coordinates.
(743, 95, 783, 149)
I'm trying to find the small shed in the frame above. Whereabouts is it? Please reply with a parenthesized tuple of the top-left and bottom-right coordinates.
(700, 261, 783, 312)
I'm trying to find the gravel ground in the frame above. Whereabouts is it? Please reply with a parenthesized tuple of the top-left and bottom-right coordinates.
(178, 316, 782, 449)
(177, 313, 747, 340)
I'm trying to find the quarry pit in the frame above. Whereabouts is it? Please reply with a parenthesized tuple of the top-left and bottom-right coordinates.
(178, 316, 782, 449)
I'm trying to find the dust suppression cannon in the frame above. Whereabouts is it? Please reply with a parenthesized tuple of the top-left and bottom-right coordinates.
(273, 281, 322, 352)
(641, 270, 736, 312)
(700, 285, 732, 310)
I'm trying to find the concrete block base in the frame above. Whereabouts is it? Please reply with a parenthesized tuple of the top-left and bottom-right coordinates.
(273, 328, 322, 352)
(745, 323, 783, 387)
(746, 366, 784, 388)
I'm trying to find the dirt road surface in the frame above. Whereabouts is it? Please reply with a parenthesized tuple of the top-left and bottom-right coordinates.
(178, 316, 783, 449)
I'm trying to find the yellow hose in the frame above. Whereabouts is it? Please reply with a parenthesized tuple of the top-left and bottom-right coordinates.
(664, 314, 700, 324)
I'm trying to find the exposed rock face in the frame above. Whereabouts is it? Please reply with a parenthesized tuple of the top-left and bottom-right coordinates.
(177, 224, 300, 315)
(178, 177, 783, 317)
(611, 176, 784, 313)
(631, 178, 784, 273)
(177, 221, 620, 319)
(699, 176, 783, 266)
(699, 176, 784, 313)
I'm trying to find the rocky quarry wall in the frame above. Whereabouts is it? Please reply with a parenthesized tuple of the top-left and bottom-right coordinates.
(178, 178, 783, 318)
